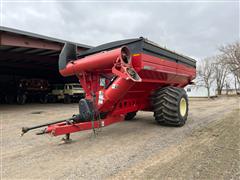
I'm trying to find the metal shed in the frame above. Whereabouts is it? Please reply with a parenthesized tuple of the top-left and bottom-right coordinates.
(0, 26, 90, 79)
(0, 26, 91, 103)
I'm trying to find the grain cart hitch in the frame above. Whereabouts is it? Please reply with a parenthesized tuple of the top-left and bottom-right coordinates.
(22, 38, 196, 141)
(21, 99, 95, 136)
(21, 116, 79, 136)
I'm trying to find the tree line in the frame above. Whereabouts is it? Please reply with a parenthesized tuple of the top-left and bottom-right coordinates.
(197, 41, 240, 98)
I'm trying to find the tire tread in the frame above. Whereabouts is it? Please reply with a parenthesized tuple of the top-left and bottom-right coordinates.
(152, 86, 188, 127)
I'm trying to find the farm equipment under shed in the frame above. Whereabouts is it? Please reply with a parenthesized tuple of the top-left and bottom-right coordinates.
(22, 37, 196, 141)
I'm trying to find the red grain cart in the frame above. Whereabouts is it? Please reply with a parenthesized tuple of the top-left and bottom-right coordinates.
(22, 38, 196, 141)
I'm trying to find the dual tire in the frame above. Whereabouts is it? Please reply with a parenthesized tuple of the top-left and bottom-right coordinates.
(152, 86, 188, 126)
(17, 94, 27, 105)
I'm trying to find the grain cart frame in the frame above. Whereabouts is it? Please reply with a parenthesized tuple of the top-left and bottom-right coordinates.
(22, 38, 196, 140)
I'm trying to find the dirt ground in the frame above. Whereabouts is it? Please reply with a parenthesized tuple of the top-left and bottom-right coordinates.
(1, 96, 240, 179)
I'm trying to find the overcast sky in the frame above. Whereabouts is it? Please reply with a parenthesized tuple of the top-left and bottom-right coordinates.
(1, 1, 239, 60)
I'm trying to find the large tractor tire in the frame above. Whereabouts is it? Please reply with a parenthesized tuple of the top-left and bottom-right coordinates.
(152, 86, 188, 127)
(16, 94, 27, 105)
(125, 111, 137, 120)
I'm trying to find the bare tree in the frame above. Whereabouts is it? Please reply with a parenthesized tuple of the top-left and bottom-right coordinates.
(213, 55, 229, 95)
(224, 76, 232, 95)
(197, 57, 215, 98)
(219, 42, 240, 82)
(234, 75, 240, 94)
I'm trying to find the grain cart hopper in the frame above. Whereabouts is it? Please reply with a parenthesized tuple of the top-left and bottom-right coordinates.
(22, 38, 196, 141)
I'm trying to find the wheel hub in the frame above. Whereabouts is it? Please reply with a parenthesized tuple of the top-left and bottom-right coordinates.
(180, 98, 187, 117)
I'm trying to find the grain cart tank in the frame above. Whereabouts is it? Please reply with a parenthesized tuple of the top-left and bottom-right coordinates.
(22, 38, 196, 141)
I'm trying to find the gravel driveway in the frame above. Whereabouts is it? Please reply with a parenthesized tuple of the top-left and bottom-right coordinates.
(1, 96, 239, 179)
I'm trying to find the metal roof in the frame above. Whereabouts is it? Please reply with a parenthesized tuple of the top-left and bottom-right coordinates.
(0, 26, 92, 49)
(0, 26, 91, 80)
